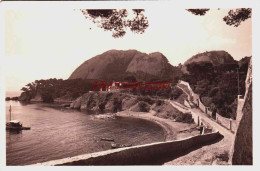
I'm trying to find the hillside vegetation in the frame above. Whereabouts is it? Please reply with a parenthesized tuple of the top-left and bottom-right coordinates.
(181, 51, 236, 73)
(19, 78, 95, 102)
(181, 55, 250, 119)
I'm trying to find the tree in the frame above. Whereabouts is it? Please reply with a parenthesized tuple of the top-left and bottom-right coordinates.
(80, 9, 149, 38)
(187, 8, 252, 27)
(80, 8, 251, 38)
(186, 9, 210, 16)
(223, 8, 252, 27)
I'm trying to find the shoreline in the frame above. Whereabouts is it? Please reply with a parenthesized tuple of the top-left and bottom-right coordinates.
(6, 100, 199, 141)
(116, 110, 200, 141)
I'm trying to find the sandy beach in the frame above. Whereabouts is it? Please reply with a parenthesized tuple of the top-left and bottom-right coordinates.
(116, 110, 200, 141)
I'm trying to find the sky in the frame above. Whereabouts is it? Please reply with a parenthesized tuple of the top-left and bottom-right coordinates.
(3, 7, 252, 92)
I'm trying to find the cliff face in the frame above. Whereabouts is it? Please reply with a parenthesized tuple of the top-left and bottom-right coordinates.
(181, 50, 236, 73)
(69, 50, 180, 81)
(69, 50, 137, 80)
(126, 52, 176, 79)
(231, 58, 252, 165)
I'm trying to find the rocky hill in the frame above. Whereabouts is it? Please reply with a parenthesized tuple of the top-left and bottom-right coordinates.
(69, 50, 180, 81)
(181, 50, 236, 73)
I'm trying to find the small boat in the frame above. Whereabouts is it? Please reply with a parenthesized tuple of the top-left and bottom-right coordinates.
(6, 105, 30, 131)
(101, 138, 114, 141)
(111, 142, 132, 149)
(6, 120, 30, 130)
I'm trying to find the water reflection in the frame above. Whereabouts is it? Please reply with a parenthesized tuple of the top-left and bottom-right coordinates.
(7, 129, 22, 134)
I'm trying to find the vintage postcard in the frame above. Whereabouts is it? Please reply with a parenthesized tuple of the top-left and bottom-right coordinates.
(0, 0, 257, 168)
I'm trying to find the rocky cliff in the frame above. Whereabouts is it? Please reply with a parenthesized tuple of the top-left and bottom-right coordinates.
(69, 50, 180, 81)
(231, 58, 252, 165)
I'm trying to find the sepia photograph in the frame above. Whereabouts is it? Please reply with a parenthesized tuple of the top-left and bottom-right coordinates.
(0, 0, 256, 167)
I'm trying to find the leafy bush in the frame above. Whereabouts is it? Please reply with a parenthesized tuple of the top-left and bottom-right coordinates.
(137, 96, 154, 105)
(215, 150, 229, 162)
(209, 87, 219, 97)
(175, 113, 194, 123)
(138, 101, 150, 112)
(112, 97, 122, 113)
(99, 102, 106, 113)
(41, 92, 54, 102)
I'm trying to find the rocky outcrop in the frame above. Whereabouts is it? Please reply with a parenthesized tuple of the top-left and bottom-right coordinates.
(69, 50, 180, 81)
(181, 50, 236, 73)
(69, 91, 192, 123)
(70, 97, 82, 109)
(126, 52, 176, 79)
(70, 92, 134, 114)
(231, 58, 252, 165)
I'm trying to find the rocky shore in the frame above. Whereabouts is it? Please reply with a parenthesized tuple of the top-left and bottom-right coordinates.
(68, 91, 200, 141)
(69, 91, 194, 123)
(16, 90, 199, 141)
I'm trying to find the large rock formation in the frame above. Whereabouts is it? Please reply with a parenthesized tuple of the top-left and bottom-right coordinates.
(69, 50, 180, 81)
(181, 50, 236, 73)
(231, 58, 252, 165)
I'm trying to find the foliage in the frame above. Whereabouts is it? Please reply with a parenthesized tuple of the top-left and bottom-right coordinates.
(223, 8, 252, 27)
(112, 97, 122, 113)
(99, 101, 106, 113)
(138, 101, 150, 112)
(41, 91, 54, 103)
(215, 150, 230, 162)
(80, 9, 149, 38)
(186, 9, 210, 16)
(125, 80, 172, 99)
(182, 59, 249, 118)
(175, 113, 194, 123)
(79, 8, 251, 38)
(187, 8, 251, 27)
(137, 95, 154, 105)
(5, 97, 19, 101)
(21, 78, 94, 103)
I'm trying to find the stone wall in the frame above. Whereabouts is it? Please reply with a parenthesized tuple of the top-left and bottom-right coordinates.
(178, 80, 237, 132)
(216, 113, 237, 132)
(231, 58, 252, 165)
(32, 131, 221, 166)
(236, 95, 245, 122)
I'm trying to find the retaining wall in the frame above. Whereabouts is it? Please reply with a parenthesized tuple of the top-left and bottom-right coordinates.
(32, 131, 221, 166)
(178, 80, 237, 132)
(197, 98, 206, 113)
(236, 95, 245, 122)
(216, 114, 237, 132)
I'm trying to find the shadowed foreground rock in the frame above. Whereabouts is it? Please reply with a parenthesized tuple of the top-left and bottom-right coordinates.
(231, 58, 252, 165)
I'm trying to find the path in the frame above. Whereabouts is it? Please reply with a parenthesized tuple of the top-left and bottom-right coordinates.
(162, 83, 235, 165)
